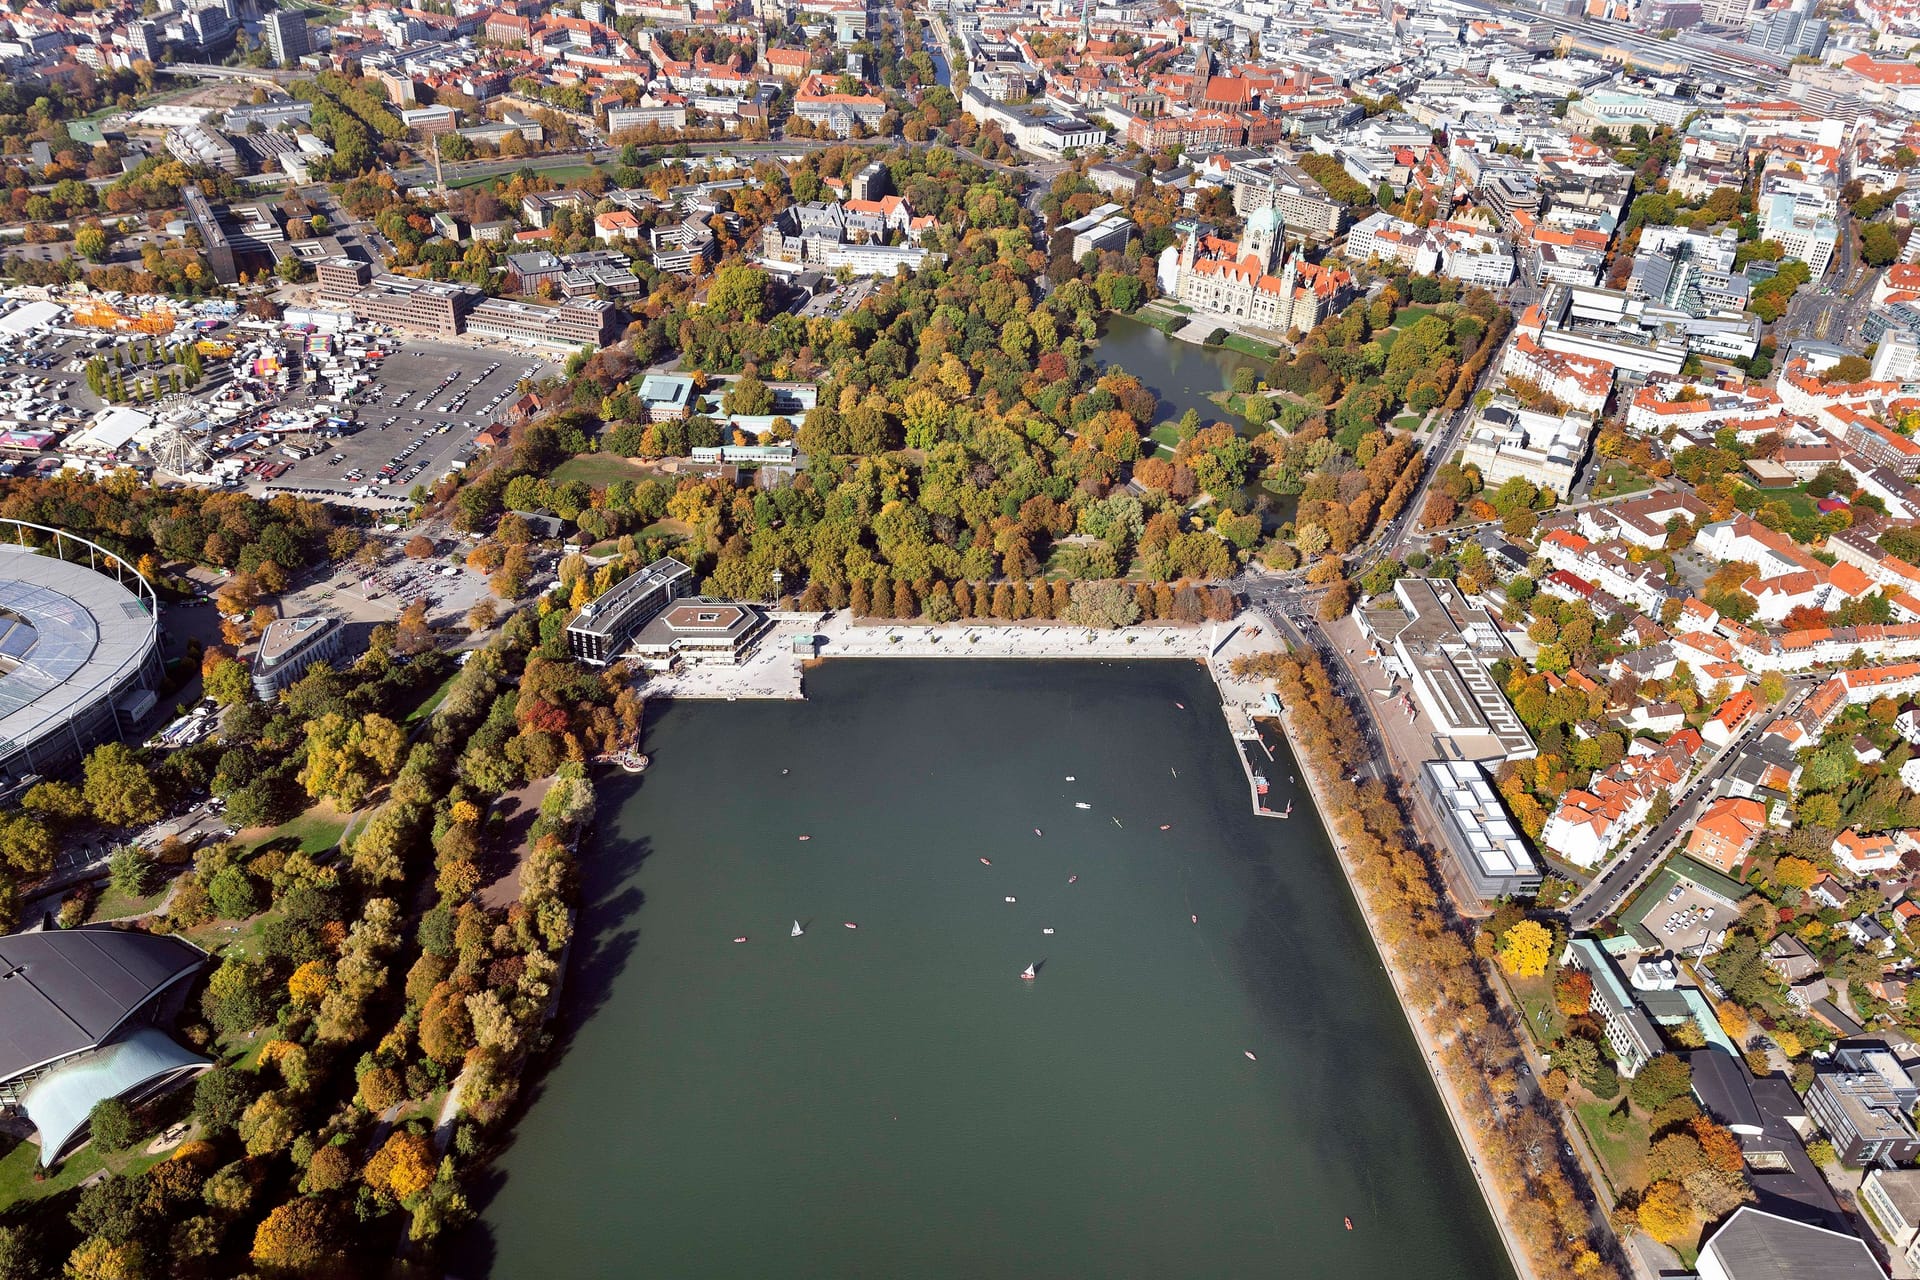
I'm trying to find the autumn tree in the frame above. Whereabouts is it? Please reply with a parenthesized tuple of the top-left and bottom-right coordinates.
(1553, 966, 1594, 1016)
(364, 1130, 436, 1200)
(1497, 920, 1552, 977)
(251, 1197, 342, 1272)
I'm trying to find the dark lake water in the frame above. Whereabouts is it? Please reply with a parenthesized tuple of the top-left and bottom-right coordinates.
(1094, 313, 1272, 429)
(461, 661, 1513, 1280)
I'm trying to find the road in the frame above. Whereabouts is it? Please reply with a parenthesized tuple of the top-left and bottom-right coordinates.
(1566, 679, 1814, 929)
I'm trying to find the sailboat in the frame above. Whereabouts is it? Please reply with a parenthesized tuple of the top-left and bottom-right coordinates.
(1021, 963, 1036, 981)
(791, 920, 804, 937)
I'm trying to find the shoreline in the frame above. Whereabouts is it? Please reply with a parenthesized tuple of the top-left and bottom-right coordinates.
(1271, 695, 1540, 1280)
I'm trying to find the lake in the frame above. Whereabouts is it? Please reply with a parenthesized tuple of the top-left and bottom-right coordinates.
(461, 661, 1513, 1280)
(1094, 313, 1272, 429)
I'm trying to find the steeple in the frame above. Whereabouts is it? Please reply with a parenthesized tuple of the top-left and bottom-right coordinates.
(1244, 205, 1283, 275)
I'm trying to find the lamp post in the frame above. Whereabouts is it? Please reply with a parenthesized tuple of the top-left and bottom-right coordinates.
(770, 568, 783, 607)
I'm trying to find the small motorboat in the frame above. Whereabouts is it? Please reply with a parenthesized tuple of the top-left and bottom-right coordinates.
(1159, 824, 1171, 831)
(1191, 915, 1198, 924)
(1175, 702, 1185, 709)
(1344, 1218, 1353, 1231)
(1033, 828, 1043, 836)
(791, 920, 803, 937)
(798, 835, 811, 842)
(843, 922, 858, 930)
(781, 768, 789, 775)
(1042, 927, 1055, 935)
(1005, 896, 1017, 903)
(1074, 802, 1091, 810)
(980, 857, 993, 866)
(1244, 1050, 1257, 1061)
(1021, 964, 1036, 981)
(1067, 875, 1078, 884)
(733, 937, 748, 944)
(1065, 775, 1075, 781)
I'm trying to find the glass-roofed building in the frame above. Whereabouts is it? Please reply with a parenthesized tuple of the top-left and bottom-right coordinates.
(0, 925, 210, 1164)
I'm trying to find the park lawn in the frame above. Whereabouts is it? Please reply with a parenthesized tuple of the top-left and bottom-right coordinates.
(1148, 422, 1181, 456)
(551, 452, 646, 487)
(1505, 971, 1565, 1050)
(1573, 1096, 1652, 1194)
(1591, 463, 1653, 500)
(637, 517, 692, 541)
(405, 666, 465, 727)
(250, 806, 349, 857)
(1134, 309, 1183, 336)
(1392, 414, 1422, 432)
(86, 882, 167, 924)
(1219, 333, 1279, 360)
(0, 1131, 167, 1206)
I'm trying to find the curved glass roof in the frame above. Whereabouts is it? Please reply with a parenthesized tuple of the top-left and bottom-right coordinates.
(22, 1024, 207, 1165)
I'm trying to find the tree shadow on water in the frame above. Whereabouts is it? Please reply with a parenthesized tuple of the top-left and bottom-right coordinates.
(451, 835, 654, 1276)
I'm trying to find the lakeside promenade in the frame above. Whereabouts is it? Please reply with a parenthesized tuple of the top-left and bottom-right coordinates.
(1276, 692, 1539, 1280)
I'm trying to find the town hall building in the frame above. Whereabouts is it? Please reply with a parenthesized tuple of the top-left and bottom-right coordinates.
(1156, 206, 1353, 334)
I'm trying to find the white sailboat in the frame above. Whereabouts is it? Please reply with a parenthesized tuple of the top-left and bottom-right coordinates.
(1021, 963, 1036, 981)
(791, 920, 803, 937)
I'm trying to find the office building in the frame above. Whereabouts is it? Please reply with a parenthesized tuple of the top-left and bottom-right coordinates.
(252, 616, 352, 700)
(566, 558, 693, 665)
(1561, 937, 1664, 1077)
(1697, 1207, 1886, 1280)
(262, 9, 310, 66)
(1806, 1043, 1920, 1167)
(1420, 759, 1541, 904)
(466, 296, 620, 349)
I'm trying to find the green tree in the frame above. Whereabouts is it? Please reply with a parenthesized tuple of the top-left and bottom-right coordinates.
(87, 1098, 135, 1152)
(107, 845, 153, 900)
(706, 264, 772, 322)
(1629, 1054, 1693, 1111)
(83, 743, 160, 828)
(207, 866, 262, 920)
(201, 959, 273, 1038)
(193, 1066, 252, 1136)
(74, 225, 108, 262)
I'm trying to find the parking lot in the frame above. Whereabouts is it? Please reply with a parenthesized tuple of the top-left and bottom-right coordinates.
(1634, 879, 1732, 953)
(260, 339, 559, 500)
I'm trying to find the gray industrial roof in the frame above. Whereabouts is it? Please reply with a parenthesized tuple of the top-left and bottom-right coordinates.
(1700, 1207, 1885, 1280)
(0, 927, 207, 1083)
(0, 543, 157, 759)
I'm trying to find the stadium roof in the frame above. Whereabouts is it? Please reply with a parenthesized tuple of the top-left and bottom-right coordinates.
(0, 927, 207, 1084)
(0, 541, 157, 761)
(22, 1024, 207, 1165)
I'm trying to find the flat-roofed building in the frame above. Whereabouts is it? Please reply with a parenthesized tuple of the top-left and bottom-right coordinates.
(1697, 1207, 1886, 1280)
(1561, 936, 1664, 1077)
(182, 185, 237, 284)
(1357, 577, 1535, 761)
(629, 599, 771, 668)
(1420, 759, 1541, 904)
(1861, 1168, 1920, 1272)
(1459, 397, 1594, 500)
(1807, 1043, 1920, 1167)
(252, 615, 352, 700)
(466, 296, 618, 349)
(566, 557, 693, 665)
(333, 274, 476, 337)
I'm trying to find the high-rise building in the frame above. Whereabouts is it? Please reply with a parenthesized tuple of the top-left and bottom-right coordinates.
(262, 9, 310, 66)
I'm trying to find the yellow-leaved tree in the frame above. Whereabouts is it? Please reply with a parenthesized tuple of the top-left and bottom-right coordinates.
(1497, 920, 1553, 977)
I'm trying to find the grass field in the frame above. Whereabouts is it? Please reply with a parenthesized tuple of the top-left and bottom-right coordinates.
(0, 1134, 167, 1206)
(1392, 414, 1422, 432)
(1374, 305, 1439, 353)
(1591, 464, 1653, 500)
(1218, 333, 1279, 360)
(85, 882, 166, 925)
(406, 667, 465, 727)
(636, 518, 692, 541)
(551, 452, 646, 487)
(1573, 1096, 1651, 1196)
(250, 806, 348, 857)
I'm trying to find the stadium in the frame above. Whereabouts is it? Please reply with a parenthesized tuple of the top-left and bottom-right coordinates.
(0, 521, 163, 790)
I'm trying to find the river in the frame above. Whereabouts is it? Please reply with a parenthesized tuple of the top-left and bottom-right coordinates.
(462, 661, 1513, 1280)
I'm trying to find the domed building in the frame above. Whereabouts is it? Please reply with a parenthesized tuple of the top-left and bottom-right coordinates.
(1156, 206, 1354, 336)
